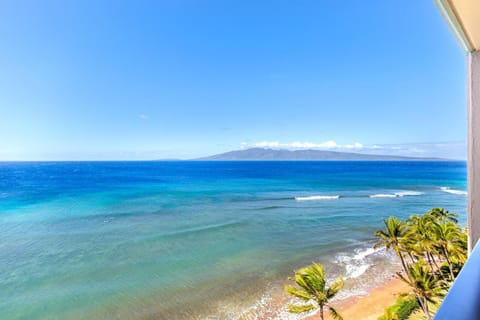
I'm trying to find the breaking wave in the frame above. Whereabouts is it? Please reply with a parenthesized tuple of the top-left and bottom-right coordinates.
(440, 187, 467, 195)
(369, 191, 423, 198)
(369, 194, 397, 198)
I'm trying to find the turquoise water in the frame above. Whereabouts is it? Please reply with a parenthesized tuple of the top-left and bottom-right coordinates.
(0, 161, 467, 319)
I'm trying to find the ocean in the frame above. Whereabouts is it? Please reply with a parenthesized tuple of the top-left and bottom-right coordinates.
(0, 161, 467, 319)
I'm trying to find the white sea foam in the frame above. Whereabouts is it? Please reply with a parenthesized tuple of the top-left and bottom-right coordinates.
(346, 263, 370, 279)
(395, 191, 423, 197)
(295, 195, 340, 201)
(334, 247, 383, 279)
(440, 187, 467, 196)
(353, 247, 379, 260)
(241, 289, 308, 320)
(369, 193, 397, 198)
(337, 247, 382, 263)
(369, 191, 423, 198)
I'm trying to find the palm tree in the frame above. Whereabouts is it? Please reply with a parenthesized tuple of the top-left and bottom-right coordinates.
(404, 214, 440, 271)
(374, 217, 409, 276)
(285, 262, 344, 320)
(397, 262, 445, 320)
(451, 228, 468, 265)
(375, 209, 466, 320)
(427, 208, 458, 224)
(431, 221, 463, 279)
(402, 215, 424, 263)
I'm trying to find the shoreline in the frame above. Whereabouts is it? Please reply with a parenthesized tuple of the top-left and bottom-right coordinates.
(304, 277, 410, 320)
(240, 246, 405, 320)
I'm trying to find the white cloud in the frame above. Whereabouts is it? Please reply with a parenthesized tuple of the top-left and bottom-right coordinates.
(344, 142, 363, 149)
(240, 141, 466, 159)
(244, 140, 364, 150)
(291, 140, 339, 149)
(138, 114, 149, 120)
(255, 141, 281, 148)
(355, 142, 465, 159)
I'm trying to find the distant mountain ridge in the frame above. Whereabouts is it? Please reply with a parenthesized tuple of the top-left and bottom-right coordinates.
(195, 148, 445, 161)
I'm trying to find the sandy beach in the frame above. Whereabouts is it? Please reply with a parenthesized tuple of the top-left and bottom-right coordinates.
(305, 278, 410, 320)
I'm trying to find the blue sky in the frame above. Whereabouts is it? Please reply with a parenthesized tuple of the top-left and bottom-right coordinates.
(0, 1, 467, 160)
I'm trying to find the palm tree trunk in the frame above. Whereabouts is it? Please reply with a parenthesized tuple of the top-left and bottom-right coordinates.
(319, 305, 324, 320)
(429, 251, 441, 272)
(425, 252, 434, 270)
(424, 297, 432, 320)
(417, 296, 432, 320)
(396, 248, 410, 279)
(416, 296, 428, 319)
(407, 251, 416, 264)
(442, 246, 455, 279)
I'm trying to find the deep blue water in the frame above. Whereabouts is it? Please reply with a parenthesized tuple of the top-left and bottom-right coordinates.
(0, 161, 467, 319)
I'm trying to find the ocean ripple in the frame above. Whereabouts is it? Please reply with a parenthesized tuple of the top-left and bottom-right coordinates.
(295, 195, 340, 201)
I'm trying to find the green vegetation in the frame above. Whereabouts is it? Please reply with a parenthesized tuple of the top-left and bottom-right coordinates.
(284, 208, 466, 320)
(375, 208, 468, 320)
(378, 294, 419, 320)
(285, 262, 344, 320)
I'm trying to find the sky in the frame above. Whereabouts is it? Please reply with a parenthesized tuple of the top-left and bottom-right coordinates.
(0, 1, 467, 160)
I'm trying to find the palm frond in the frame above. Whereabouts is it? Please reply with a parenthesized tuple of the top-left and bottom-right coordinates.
(326, 276, 344, 299)
(328, 305, 344, 320)
(284, 285, 312, 301)
(285, 262, 344, 320)
(288, 303, 315, 314)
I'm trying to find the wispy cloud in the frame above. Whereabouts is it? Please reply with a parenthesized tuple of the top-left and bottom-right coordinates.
(240, 141, 466, 159)
(362, 142, 466, 159)
(138, 114, 149, 120)
(241, 140, 363, 150)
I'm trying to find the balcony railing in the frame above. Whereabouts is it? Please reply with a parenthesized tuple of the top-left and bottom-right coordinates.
(434, 241, 480, 319)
